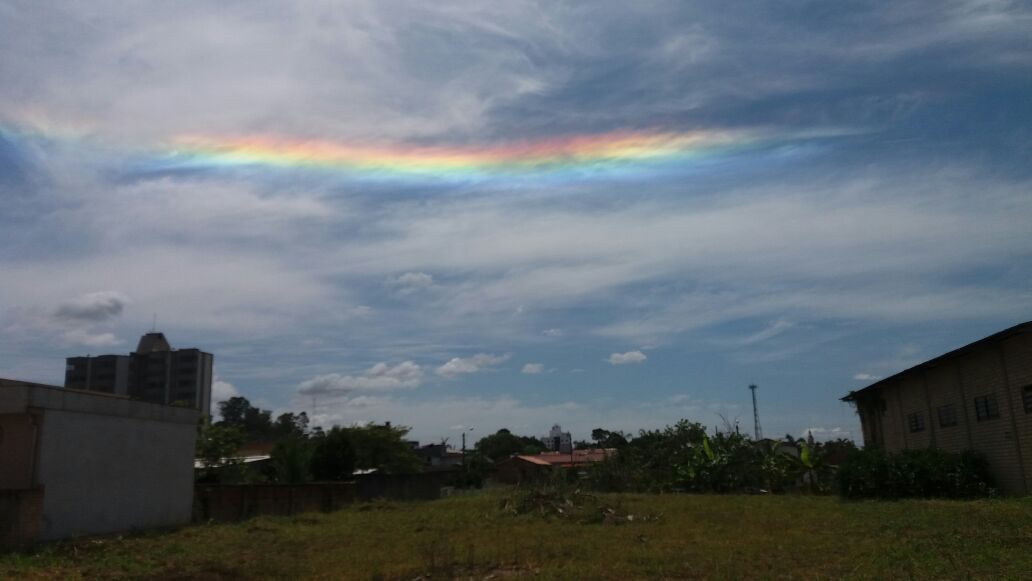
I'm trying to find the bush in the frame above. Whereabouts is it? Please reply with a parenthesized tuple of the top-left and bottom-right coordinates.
(584, 421, 854, 495)
(837, 448, 996, 499)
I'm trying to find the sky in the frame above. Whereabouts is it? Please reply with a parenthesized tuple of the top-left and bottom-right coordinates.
(1, 0, 1030, 445)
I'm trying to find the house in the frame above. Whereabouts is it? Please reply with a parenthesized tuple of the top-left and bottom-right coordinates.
(0, 378, 199, 545)
(843, 322, 1032, 495)
(494, 449, 614, 484)
(413, 443, 464, 469)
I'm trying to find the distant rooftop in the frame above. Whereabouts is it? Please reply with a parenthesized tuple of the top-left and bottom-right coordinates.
(842, 320, 1032, 402)
(512, 449, 615, 467)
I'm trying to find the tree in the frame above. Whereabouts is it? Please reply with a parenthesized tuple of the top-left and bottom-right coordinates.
(216, 396, 273, 441)
(344, 423, 422, 474)
(195, 422, 246, 482)
(475, 428, 545, 461)
(273, 412, 310, 439)
(310, 426, 357, 481)
(591, 428, 629, 448)
(270, 433, 313, 484)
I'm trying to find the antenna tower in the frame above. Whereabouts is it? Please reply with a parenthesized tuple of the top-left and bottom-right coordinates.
(749, 384, 763, 440)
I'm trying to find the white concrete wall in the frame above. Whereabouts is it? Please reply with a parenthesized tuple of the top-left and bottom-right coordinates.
(35, 408, 197, 540)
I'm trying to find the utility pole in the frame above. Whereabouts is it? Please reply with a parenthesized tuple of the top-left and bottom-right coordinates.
(749, 384, 763, 440)
(461, 427, 473, 475)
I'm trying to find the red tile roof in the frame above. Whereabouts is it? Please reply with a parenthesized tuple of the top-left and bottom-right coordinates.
(513, 449, 615, 467)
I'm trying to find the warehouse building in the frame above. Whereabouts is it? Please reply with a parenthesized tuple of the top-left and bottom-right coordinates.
(843, 322, 1032, 495)
(0, 378, 198, 545)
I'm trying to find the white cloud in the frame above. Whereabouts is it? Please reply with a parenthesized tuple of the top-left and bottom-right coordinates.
(738, 319, 795, 346)
(608, 350, 647, 365)
(298, 361, 423, 395)
(522, 363, 544, 374)
(436, 353, 510, 377)
(210, 378, 240, 414)
(542, 328, 563, 337)
(853, 373, 881, 381)
(0, 247, 342, 335)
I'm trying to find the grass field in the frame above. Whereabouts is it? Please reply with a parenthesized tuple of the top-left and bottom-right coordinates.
(2, 491, 1031, 580)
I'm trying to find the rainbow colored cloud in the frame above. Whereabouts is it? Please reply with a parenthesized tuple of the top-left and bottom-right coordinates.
(2, 118, 812, 184)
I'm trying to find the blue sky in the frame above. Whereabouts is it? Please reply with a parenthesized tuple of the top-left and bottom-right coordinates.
(1, 0, 1030, 444)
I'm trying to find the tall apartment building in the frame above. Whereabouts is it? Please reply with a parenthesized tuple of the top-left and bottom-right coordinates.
(542, 424, 573, 454)
(65, 332, 213, 413)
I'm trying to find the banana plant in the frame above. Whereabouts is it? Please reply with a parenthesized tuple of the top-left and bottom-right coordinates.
(796, 441, 832, 494)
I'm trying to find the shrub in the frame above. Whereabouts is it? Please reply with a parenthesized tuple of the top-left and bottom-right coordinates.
(837, 448, 996, 499)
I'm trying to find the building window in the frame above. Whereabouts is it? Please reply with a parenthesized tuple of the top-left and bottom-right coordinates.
(1023, 385, 1032, 414)
(937, 404, 958, 428)
(907, 412, 925, 433)
(974, 394, 1000, 421)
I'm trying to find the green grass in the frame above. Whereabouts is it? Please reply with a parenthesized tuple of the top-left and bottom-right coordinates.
(2, 492, 1031, 579)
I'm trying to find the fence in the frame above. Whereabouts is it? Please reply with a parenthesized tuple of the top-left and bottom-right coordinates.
(194, 471, 453, 522)
(193, 482, 356, 522)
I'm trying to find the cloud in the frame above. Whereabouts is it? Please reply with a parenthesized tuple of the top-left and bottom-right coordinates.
(853, 373, 881, 381)
(298, 361, 423, 395)
(799, 426, 855, 442)
(59, 328, 120, 348)
(738, 320, 795, 346)
(0, 0, 1026, 452)
(210, 378, 240, 414)
(0, 291, 131, 349)
(436, 353, 510, 377)
(54, 291, 130, 322)
(303, 391, 752, 446)
(608, 350, 647, 365)
(521, 363, 544, 374)
(388, 272, 434, 295)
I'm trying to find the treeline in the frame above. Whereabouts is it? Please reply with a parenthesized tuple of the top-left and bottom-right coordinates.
(582, 420, 997, 499)
(196, 397, 422, 484)
(582, 420, 855, 494)
(197, 403, 999, 498)
(484, 420, 997, 499)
